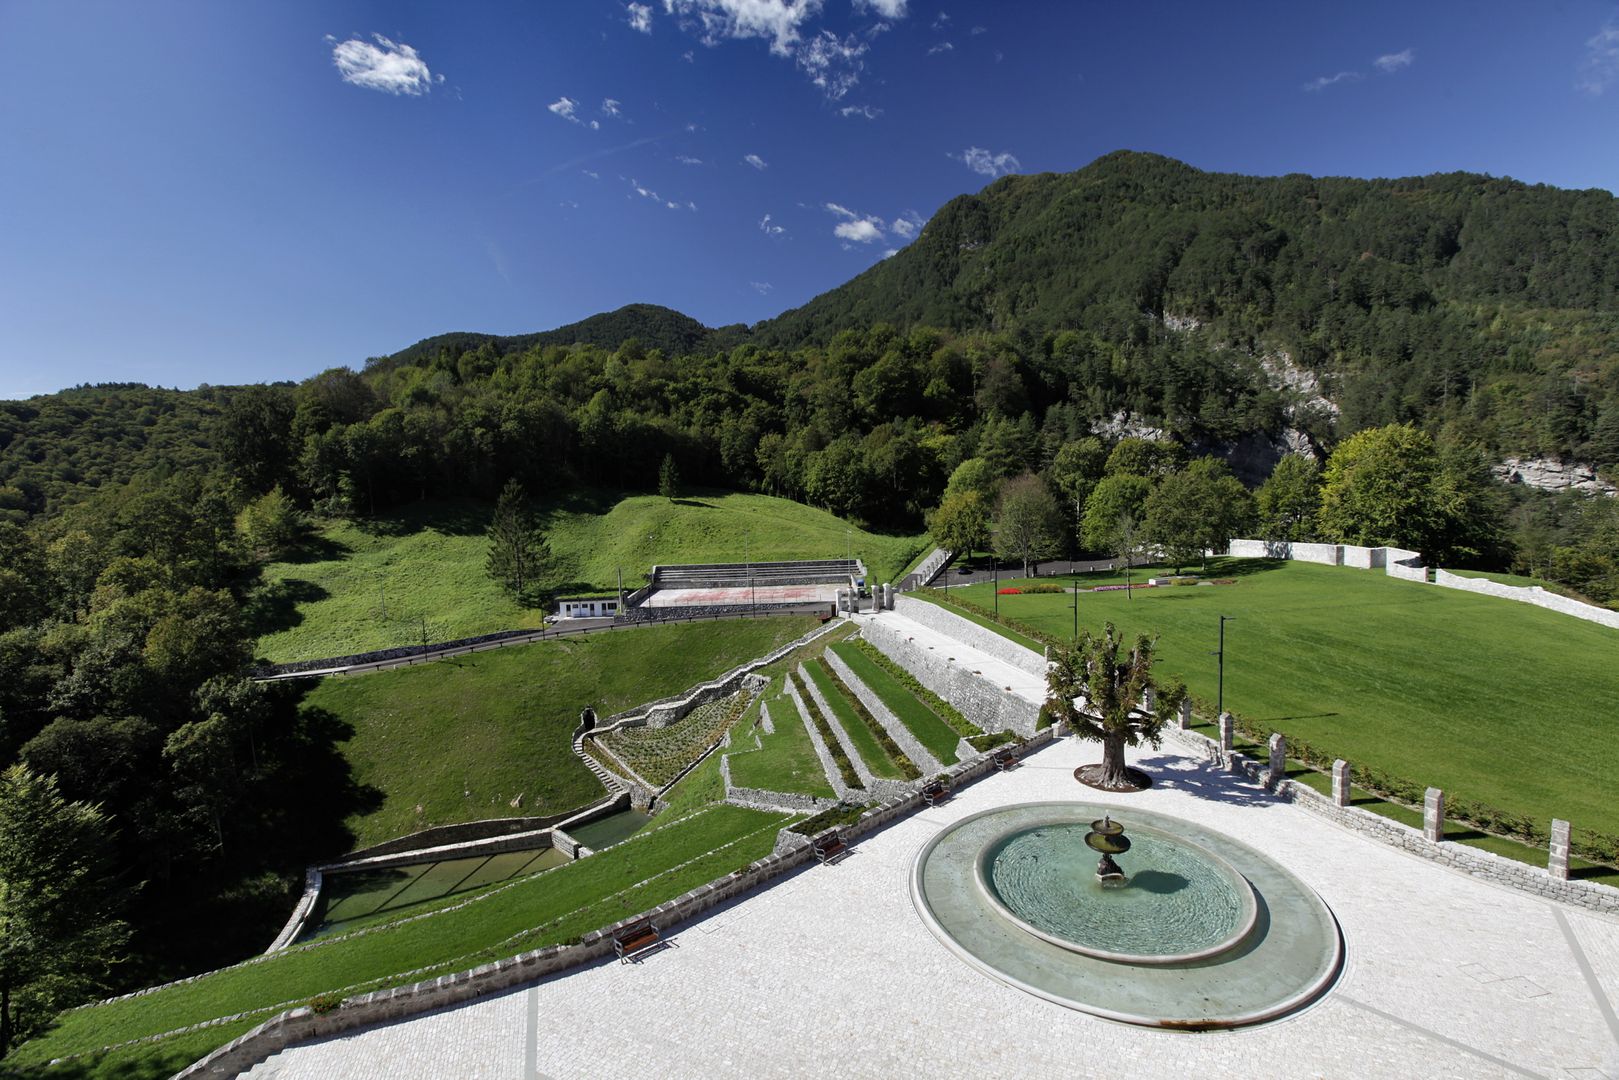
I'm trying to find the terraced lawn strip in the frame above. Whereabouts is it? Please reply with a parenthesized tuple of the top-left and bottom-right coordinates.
(14, 806, 789, 1070)
(727, 675, 837, 798)
(850, 638, 981, 739)
(830, 642, 960, 764)
(788, 669, 860, 789)
(802, 659, 911, 781)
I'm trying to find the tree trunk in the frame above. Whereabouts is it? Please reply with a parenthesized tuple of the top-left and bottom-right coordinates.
(2, 981, 12, 1059)
(1100, 732, 1128, 786)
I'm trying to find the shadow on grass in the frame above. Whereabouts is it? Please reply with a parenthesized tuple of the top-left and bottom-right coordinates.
(241, 578, 329, 638)
(354, 499, 492, 539)
(275, 529, 352, 565)
(670, 497, 716, 508)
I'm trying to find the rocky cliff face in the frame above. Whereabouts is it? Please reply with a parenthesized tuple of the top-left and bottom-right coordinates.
(1494, 457, 1616, 496)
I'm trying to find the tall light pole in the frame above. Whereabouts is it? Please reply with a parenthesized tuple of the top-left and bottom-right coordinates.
(993, 554, 999, 616)
(1214, 615, 1235, 716)
(1072, 573, 1079, 642)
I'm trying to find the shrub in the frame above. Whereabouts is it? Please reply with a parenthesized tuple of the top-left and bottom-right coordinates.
(308, 992, 344, 1015)
(789, 801, 870, 835)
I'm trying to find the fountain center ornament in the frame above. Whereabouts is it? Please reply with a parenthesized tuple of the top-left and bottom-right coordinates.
(1084, 814, 1130, 883)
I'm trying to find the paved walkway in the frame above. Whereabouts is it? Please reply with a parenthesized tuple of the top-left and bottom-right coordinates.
(243, 734, 1619, 1080)
(856, 608, 1050, 705)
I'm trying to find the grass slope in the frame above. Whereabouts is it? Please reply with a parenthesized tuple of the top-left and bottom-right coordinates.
(726, 674, 837, 798)
(829, 642, 960, 765)
(252, 493, 925, 664)
(305, 617, 816, 848)
(938, 559, 1619, 838)
(17, 806, 790, 1076)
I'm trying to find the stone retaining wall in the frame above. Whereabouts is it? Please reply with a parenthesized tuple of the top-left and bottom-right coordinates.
(1433, 570, 1619, 631)
(859, 618, 1041, 737)
(892, 595, 1048, 679)
(822, 648, 944, 776)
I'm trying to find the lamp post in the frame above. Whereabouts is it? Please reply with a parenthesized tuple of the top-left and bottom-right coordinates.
(1072, 572, 1079, 642)
(1214, 615, 1235, 716)
(993, 555, 999, 616)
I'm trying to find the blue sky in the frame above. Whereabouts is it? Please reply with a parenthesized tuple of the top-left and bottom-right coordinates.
(5, 1, 1619, 398)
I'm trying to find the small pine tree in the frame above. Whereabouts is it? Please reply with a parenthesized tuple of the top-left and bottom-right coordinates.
(658, 453, 680, 502)
(486, 479, 552, 606)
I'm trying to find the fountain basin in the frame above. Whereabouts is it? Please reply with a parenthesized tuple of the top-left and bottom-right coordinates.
(974, 822, 1259, 965)
(912, 802, 1343, 1029)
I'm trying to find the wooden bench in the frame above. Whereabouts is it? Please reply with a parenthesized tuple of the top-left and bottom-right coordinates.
(613, 920, 662, 963)
(812, 830, 848, 864)
(921, 779, 950, 806)
(993, 746, 1021, 771)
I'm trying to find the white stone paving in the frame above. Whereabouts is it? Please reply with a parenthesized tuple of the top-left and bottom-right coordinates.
(245, 735, 1619, 1080)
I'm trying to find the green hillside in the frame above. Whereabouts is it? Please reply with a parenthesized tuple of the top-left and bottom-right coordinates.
(251, 493, 925, 663)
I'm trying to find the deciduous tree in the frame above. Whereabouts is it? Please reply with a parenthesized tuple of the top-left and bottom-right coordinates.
(993, 474, 1064, 576)
(1045, 624, 1184, 789)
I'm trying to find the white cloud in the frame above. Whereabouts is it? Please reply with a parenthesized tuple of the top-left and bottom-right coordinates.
(959, 146, 1020, 177)
(549, 96, 581, 121)
(825, 202, 884, 243)
(759, 213, 786, 235)
(744, 152, 769, 170)
(602, 98, 622, 117)
(627, 3, 653, 32)
(751, 280, 774, 293)
(931, 11, 950, 31)
(331, 34, 441, 96)
(1580, 24, 1619, 94)
(1374, 48, 1415, 73)
(840, 104, 881, 119)
(1303, 70, 1361, 92)
(927, 41, 953, 55)
(677, 154, 705, 165)
(628, 178, 696, 210)
(662, 0, 891, 99)
(970, 24, 987, 35)
(882, 248, 898, 259)
(582, 169, 600, 179)
(890, 210, 923, 238)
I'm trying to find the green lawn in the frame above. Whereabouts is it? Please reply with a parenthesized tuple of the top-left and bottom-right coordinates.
(252, 493, 925, 664)
(304, 616, 817, 847)
(829, 642, 960, 765)
(15, 806, 791, 1074)
(801, 658, 909, 780)
(727, 674, 837, 797)
(931, 558, 1619, 839)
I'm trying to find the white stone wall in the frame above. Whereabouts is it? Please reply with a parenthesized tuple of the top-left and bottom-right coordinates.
(892, 595, 1048, 679)
(1433, 570, 1619, 631)
(1340, 545, 1385, 569)
(860, 619, 1041, 737)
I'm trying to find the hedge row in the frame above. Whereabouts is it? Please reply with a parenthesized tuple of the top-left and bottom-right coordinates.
(817, 660, 921, 781)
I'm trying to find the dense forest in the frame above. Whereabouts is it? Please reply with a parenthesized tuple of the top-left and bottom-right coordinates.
(0, 151, 1618, 1042)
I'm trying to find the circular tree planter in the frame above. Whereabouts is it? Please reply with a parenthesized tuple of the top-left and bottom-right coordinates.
(1073, 763, 1152, 792)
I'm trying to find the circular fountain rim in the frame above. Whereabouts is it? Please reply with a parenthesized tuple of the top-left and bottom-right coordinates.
(911, 801, 1345, 1029)
(971, 818, 1260, 965)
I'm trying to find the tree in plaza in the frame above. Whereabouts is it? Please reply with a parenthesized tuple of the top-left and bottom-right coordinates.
(1045, 624, 1185, 790)
(928, 490, 990, 558)
(0, 765, 129, 1058)
(486, 479, 551, 605)
(1081, 473, 1154, 553)
(992, 474, 1065, 576)
(658, 453, 680, 502)
(1255, 454, 1322, 542)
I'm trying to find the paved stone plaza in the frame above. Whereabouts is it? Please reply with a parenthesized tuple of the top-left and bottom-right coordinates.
(245, 733, 1619, 1079)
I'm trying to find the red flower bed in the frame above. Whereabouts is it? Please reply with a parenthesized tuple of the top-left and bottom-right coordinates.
(997, 587, 1022, 595)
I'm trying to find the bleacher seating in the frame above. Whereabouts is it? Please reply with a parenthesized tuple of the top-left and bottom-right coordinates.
(649, 559, 862, 591)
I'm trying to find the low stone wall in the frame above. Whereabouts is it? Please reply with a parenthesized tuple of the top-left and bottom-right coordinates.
(892, 595, 1047, 679)
(1433, 570, 1619, 631)
(337, 811, 590, 863)
(1165, 727, 1619, 916)
(1385, 547, 1428, 582)
(859, 618, 1041, 737)
(1339, 544, 1386, 569)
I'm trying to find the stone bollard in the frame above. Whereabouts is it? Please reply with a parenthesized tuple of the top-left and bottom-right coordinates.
(1549, 819, 1571, 881)
(1332, 760, 1351, 807)
(1142, 687, 1156, 713)
(1267, 733, 1286, 789)
(1218, 712, 1234, 757)
(1423, 787, 1444, 842)
(1178, 698, 1192, 731)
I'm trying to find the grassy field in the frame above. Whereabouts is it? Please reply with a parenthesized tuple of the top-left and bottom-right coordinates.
(829, 642, 961, 765)
(726, 674, 837, 798)
(923, 558, 1619, 839)
(304, 616, 817, 848)
(252, 493, 926, 663)
(16, 805, 792, 1077)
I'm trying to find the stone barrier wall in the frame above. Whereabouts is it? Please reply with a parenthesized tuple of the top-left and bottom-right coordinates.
(1164, 727, 1619, 917)
(860, 618, 1041, 737)
(1433, 570, 1619, 631)
(892, 595, 1048, 679)
(1339, 544, 1386, 569)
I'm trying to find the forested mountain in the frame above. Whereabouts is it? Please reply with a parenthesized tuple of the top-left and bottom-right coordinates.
(376, 303, 742, 375)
